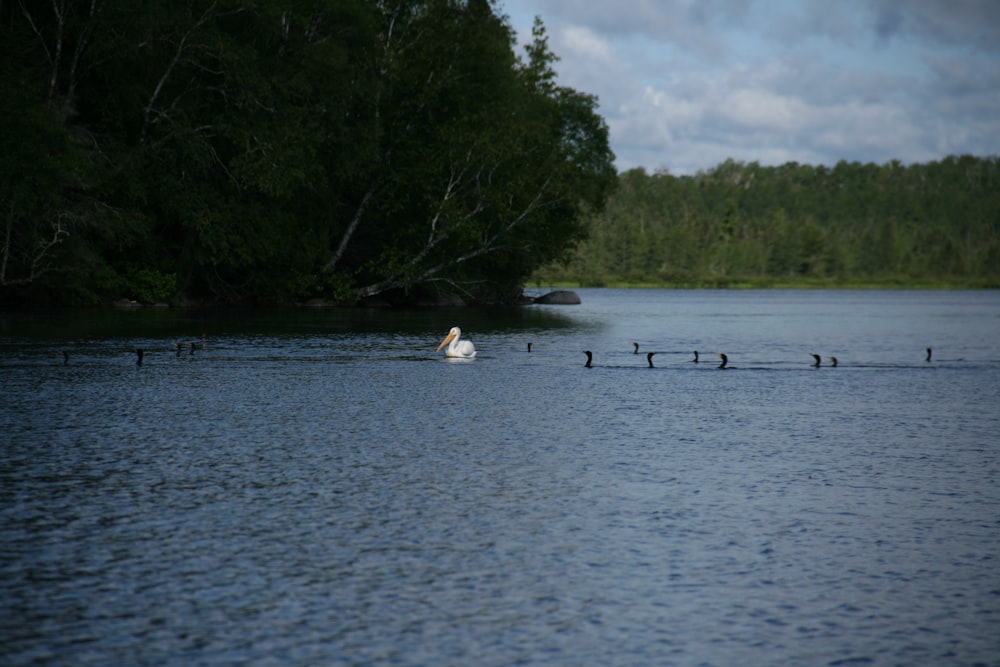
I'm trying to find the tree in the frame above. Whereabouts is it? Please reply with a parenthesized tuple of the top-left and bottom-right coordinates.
(3, 0, 614, 305)
(322, 5, 616, 303)
(542, 156, 1000, 286)
(0, 1, 99, 293)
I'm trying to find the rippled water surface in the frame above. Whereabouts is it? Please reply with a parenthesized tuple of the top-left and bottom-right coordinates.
(2, 289, 999, 666)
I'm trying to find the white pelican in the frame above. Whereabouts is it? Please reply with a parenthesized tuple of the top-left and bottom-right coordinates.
(436, 326, 476, 358)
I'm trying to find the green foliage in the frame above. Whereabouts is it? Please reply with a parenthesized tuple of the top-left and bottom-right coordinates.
(1, 0, 615, 305)
(537, 158, 1000, 287)
(125, 268, 178, 304)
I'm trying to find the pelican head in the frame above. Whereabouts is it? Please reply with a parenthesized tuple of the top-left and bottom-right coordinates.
(437, 326, 476, 358)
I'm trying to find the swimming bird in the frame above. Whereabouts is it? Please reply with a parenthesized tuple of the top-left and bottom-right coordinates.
(632, 341, 640, 354)
(436, 326, 476, 358)
(527, 342, 532, 353)
(717, 353, 728, 369)
(135, 348, 144, 367)
(174, 342, 183, 357)
(828, 356, 839, 367)
(811, 354, 821, 367)
(647, 351, 657, 368)
(692, 350, 699, 363)
(926, 347, 932, 362)
(62, 351, 69, 365)
(189, 341, 197, 355)
(584, 350, 593, 368)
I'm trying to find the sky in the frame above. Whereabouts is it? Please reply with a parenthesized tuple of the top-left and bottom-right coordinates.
(497, 0, 1000, 174)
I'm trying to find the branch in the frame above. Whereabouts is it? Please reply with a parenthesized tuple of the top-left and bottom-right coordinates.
(354, 175, 556, 300)
(66, 0, 101, 104)
(1, 210, 70, 286)
(323, 185, 376, 272)
(1, 199, 14, 285)
(141, 2, 218, 144)
(352, 154, 482, 296)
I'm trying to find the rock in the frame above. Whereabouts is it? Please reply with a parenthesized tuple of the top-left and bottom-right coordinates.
(533, 290, 581, 305)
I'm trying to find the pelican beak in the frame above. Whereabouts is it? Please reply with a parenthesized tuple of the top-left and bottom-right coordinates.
(436, 331, 456, 352)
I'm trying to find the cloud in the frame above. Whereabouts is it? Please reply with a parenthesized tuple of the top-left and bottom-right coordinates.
(560, 25, 615, 62)
(501, 0, 1000, 173)
(869, 0, 1000, 51)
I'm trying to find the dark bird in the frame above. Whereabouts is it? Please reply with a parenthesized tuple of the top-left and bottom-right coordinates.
(632, 341, 640, 354)
(692, 350, 699, 363)
(717, 353, 728, 369)
(135, 348, 144, 367)
(827, 356, 839, 367)
(811, 354, 821, 367)
(62, 351, 69, 365)
(189, 341, 197, 355)
(527, 342, 532, 353)
(647, 351, 657, 368)
(174, 342, 183, 357)
(584, 350, 593, 368)
(926, 347, 932, 362)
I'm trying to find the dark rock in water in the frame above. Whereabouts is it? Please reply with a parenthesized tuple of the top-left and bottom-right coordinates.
(534, 290, 581, 305)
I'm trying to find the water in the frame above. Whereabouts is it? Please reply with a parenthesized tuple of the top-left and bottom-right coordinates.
(2, 289, 999, 666)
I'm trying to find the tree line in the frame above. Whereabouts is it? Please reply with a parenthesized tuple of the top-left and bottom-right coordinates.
(533, 156, 1000, 288)
(1, 0, 616, 305)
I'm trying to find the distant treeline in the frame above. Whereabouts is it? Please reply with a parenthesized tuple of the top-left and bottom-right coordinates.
(533, 156, 1000, 288)
(1, 1, 615, 306)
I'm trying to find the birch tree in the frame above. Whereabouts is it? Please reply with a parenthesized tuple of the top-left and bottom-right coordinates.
(324, 1, 615, 303)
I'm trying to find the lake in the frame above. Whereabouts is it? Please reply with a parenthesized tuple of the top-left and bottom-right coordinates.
(2, 289, 999, 666)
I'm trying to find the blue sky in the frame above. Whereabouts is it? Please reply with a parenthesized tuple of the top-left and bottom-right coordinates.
(497, 0, 1000, 174)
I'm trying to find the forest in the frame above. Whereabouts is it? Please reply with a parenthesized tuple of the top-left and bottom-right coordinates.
(532, 156, 1000, 288)
(4, 3, 997, 308)
(1, 0, 615, 306)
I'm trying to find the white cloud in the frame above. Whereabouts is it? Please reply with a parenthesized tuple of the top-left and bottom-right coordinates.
(501, 0, 1000, 173)
(560, 25, 615, 62)
(717, 88, 808, 132)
